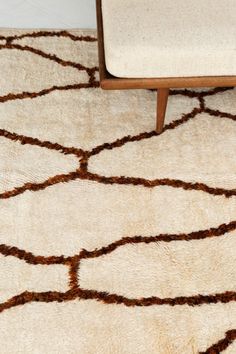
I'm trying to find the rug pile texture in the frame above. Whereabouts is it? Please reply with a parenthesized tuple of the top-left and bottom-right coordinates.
(0, 29, 235, 354)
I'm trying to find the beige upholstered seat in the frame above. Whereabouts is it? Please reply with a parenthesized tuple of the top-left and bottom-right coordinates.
(102, 0, 236, 78)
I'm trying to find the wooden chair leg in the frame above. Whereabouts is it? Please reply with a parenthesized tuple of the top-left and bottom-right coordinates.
(156, 88, 170, 133)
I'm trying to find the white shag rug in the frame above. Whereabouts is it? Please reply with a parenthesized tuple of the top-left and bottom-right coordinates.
(0, 29, 235, 354)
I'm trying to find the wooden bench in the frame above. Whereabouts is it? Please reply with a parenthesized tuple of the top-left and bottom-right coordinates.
(96, 0, 236, 133)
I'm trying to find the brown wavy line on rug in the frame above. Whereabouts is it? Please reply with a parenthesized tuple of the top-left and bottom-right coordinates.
(0, 122, 235, 200)
(83, 172, 236, 198)
(205, 108, 236, 122)
(0, 92, 233, 162)
(0, 30, 97, 43)
(91, 101, 229, 154)
(0, 128, 84, 157)
(0, 170, 81, 199)
(0, 220, 235, 313)
(0, 108, 199, 181)
(88, 105, 236, 159)
(1, 168, 235, 200)
(69, 259, 80, 289)
(0, 245, 70, 265)
(200, 329, 236, 354)
(170, 86, 234, 98)
(0, 81, 99, 104)
(0, 289, 235, 315)
(88, 107, 203, 157)
(0, 98, 234, 200)
(78, 220, 236, 261)
(0, 43, 99, 75)
(165, 88, 236, 122)
(78, 289, 236, 307)
(0, 220, 234, 266)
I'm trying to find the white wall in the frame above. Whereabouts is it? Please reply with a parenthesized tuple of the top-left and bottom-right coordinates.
(0, 0, 96, 28)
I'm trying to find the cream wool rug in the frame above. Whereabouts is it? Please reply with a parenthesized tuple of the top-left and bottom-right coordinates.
(0, 29, 235, 354)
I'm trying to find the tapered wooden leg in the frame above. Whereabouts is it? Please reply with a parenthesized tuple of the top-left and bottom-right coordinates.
(156, 88, 170, 134)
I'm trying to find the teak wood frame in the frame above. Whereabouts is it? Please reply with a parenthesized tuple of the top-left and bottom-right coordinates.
(96, 0, 236, 133)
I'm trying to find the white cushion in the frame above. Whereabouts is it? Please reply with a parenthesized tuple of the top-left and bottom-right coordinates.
(102, 0, 236, 78)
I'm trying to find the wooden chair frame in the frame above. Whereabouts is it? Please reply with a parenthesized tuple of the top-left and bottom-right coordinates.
(96, 0, 236, 133)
